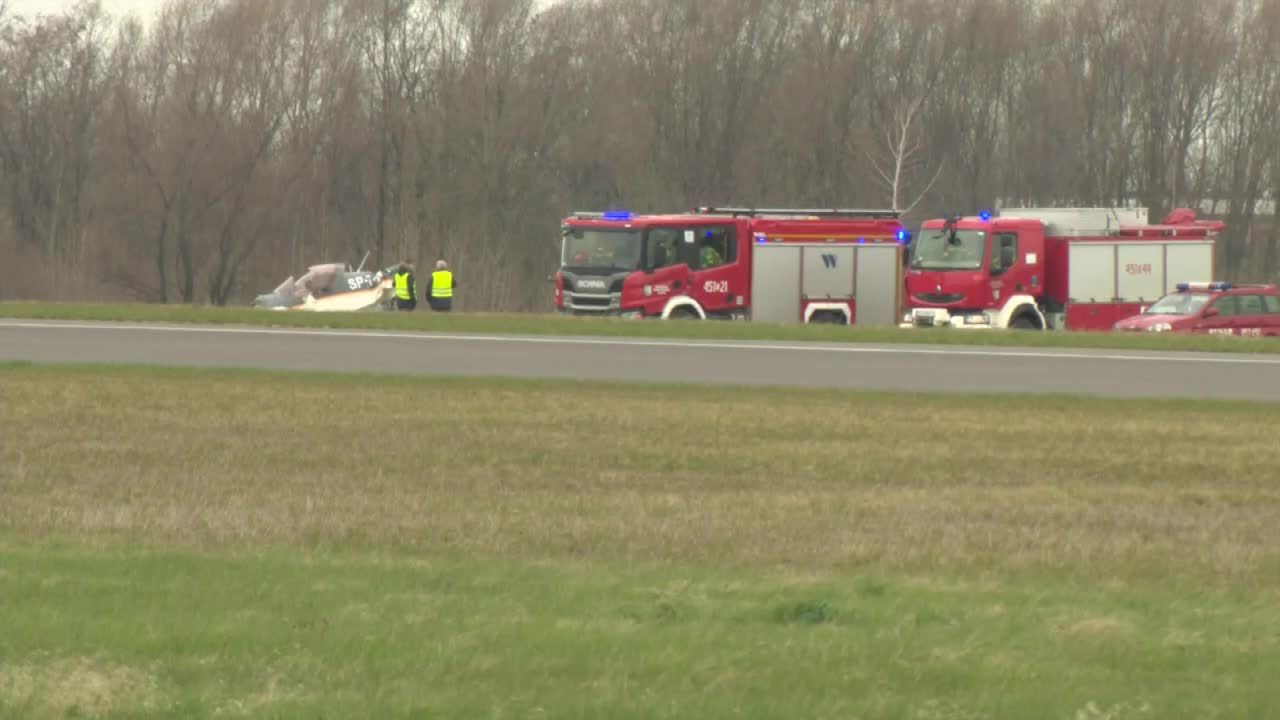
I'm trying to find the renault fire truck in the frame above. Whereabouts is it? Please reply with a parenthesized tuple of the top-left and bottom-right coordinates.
(899, 206, 1225, 331)
(556, 207, 908, 325)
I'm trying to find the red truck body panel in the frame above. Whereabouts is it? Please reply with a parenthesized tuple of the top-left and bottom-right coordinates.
(557, 208, 905, 322)
(904, 208, 1225, 331)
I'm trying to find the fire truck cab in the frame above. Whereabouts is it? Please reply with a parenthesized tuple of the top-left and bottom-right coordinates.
(556, 207, 908, 325)
(900, 207, 1225, 331)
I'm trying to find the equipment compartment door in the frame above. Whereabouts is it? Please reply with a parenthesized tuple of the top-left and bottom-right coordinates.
(1067, 243, 1117, 303)
(853, 244, 902, 327)
(1116, 243, 1164, 304)
(749, 244, 801, 324)
(801, 246, 855, 301)
(1164, 242, 1214, 294)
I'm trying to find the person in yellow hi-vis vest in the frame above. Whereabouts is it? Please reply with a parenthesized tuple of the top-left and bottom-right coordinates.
(427, 259, 455, 312)
(392, 260, 416, 311)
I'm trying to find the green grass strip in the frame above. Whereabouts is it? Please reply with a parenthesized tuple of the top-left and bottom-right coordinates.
(3, 300, 1279, 353)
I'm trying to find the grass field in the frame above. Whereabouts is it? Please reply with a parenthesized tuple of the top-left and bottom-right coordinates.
(2, 363, 1279, 718)
(4, 300, 1280, 355)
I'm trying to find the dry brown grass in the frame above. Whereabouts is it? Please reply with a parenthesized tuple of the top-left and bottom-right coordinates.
(3, 365, 1279, 583)
(0, 657, 166, 718)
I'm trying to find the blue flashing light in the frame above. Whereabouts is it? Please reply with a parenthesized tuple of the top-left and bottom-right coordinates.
(1176, 281, 1231, 292)
(857, 237, 866, 244)
(979, 210, 992, 222)
(603, 210, 633, 221)
(896, 229, 911, 243)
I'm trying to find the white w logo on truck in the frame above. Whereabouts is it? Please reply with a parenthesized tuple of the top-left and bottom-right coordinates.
(821, 254, 838, 269)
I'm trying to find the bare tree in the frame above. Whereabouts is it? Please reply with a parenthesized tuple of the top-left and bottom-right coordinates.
(6, 0, 1280, 307)
(113, 0, 289, 303)
(0, 1, 110, 264)
(866, 93, 943, 214)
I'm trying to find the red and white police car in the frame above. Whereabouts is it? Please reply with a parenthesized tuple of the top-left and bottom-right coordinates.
(1113, 282, 1280, 336)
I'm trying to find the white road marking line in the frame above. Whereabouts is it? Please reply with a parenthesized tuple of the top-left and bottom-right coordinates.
(3, 320, 1280, 365)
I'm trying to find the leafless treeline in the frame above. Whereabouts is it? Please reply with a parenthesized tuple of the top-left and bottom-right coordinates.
(2, 0, 1279, 308)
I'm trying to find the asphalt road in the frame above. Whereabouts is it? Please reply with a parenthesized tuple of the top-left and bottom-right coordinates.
(3, 319, 1280, 402)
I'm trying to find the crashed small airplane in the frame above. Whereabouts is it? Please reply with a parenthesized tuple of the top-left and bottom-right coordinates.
(252, 253, 397, 311)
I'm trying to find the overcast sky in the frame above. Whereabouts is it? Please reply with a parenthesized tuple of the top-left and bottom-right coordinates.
(6, 0, 561, 23)
(7, 0, 163, 22)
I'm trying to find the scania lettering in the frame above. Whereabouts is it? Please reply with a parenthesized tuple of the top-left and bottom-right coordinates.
(556, 207, 908, 326)
(900, 207, 1225, 331)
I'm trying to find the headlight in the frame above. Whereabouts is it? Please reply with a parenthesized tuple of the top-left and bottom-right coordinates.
(1148, 323, 1173, 332)
(963, 314, 990, 325)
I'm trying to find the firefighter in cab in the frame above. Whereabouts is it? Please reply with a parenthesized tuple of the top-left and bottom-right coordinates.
(700, 232, 723, 268)
(427, 259, 455, 312)
(393, 260, 417, 311)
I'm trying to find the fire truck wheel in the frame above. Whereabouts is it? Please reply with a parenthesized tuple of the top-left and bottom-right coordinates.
(1010, 314, 1040, 330)
(667, 307, 699, 320)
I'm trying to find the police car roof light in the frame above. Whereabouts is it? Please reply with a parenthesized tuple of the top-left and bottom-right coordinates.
(1176, 281, 1231, 292)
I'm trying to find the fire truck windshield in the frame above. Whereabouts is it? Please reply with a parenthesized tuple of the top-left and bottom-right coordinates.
(1145, 292, 1211, 315)
(910, 229, 986, 270)
(561, 229, 643, 273)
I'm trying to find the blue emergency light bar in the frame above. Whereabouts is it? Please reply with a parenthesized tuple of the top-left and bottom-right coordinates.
(1176, 281, 1231, 292)
(896, 229, 911, 243)
(979, 210, 992, 221)
(603, 210, 633, 221)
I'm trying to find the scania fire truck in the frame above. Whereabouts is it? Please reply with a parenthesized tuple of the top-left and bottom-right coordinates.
(556, 207, 908, 326)
(899, 207, 1225, 331)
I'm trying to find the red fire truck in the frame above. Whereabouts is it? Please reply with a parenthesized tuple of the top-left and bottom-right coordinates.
(899, 207, 1226, 331)
(556, 207, 908, 325)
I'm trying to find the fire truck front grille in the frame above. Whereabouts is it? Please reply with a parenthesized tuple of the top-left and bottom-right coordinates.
(566, 293, 613, 308)
(914, 293, 966, 304)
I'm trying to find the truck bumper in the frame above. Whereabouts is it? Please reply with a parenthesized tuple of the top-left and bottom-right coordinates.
(556, 303, 643, 319)
(559, 291, 640, 317)
(901, 308, 994, 329)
